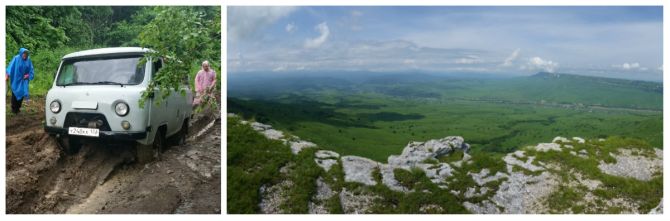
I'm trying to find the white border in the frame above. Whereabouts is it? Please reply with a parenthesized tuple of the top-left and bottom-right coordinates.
(0, 1, 667, 221)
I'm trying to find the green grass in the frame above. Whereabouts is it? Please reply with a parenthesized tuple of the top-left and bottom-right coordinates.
(229, 72, 662, 161)
(229, 94, 661, 162)
(282, 148, 323, 213)
(526, 137, 662, 213)
(226, 116, 293, 214)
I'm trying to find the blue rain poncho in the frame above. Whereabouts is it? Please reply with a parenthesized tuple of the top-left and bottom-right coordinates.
(6, 48, 34, 100)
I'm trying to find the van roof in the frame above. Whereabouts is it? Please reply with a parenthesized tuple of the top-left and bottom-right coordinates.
(63, 47, 152, 59)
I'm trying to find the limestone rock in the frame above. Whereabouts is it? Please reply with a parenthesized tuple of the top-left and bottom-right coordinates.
(379, 164, 409, 192)
(342, 156, 379, 185)
(552, 136, 571, 143)
(491, 171, 558, 213)
(598, 149, 663, 181)
(419, 204, 444, 213)
(339, 187, 379, 214)
(251, 122, 272, 131)
(534, 143, 562, 152)
(464, 186, 489, 198)
(388, 136, 469, 167)
(503, 151, 544, 172)
(308, 177, 336, 214)
(469, 168, 508, 186)
(259, 179, 293, 214)
(289, 140, 316, 154)
(417, 163, 453, 184)
(315, 158, 338, 172)
(463, 200, 500, 214)
(315, 150, 340, 159)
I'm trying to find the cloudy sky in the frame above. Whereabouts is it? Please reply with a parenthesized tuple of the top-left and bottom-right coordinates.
(228, 6, 663, 81)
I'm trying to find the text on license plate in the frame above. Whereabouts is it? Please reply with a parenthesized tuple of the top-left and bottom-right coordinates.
(68, 127, 100, 137)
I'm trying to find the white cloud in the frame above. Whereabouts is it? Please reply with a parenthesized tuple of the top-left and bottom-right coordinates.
(455, 55, 481, 64)
(228, 6, 297, 42)
(272, 65, 287, 72)
(502, 48, 520, 66)
(285, 22, 296, 33)
(523, 57, 559, 73)
(612, 62, 649, 71)
(304, 22, 330, 48)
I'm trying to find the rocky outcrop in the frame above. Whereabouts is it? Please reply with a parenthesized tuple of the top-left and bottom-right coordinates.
(597, 148, 663, 181)
(314, 150, 339, 172)
(388, 136, 469, 167)
(308, 177, 336, 214)
(341, 156, 379, 185)
(491, 171, 558, 213)
(236, 116, 663, 214)
(289, 140, 317, 154)
(379, 164, 409, 192)
(339, 187, 379, 214)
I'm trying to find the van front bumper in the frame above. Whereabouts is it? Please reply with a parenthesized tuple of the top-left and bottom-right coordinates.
(44, 126, 147, 141)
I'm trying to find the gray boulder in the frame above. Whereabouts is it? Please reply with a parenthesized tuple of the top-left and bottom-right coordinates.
(341, 156, 379, 185)
(388, 136, 469, 167)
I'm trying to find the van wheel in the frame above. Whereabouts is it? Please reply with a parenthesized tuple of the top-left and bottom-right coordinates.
(177, 119, 188, 145)
(169, 119, 189, 146)
(56, 137, 81, 155)
(136, 129, 166, 163)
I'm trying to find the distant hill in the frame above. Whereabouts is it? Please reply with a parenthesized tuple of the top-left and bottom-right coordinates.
(228, 71, 663, 110)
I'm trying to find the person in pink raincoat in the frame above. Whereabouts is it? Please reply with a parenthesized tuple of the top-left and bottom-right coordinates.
(193, 60, 217, 107)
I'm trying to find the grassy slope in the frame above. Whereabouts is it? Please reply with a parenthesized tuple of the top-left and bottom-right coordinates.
(227, 116, 293, 213)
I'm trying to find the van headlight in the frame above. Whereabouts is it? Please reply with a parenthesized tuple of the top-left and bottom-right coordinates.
(50, 101, 61, 113)
(115, 102, 129, 116)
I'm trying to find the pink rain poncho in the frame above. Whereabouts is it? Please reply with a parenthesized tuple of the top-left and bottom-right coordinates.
(193, 62, 217, 106)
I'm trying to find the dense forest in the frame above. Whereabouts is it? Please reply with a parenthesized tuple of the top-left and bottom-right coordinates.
(5, 6, 221, 103)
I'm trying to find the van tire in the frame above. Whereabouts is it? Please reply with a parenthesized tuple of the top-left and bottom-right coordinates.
(168, 119, 189, 146)
(177, 119, 188, 145)
(136, 129, 166, 163)
(57, 137, 81, 155)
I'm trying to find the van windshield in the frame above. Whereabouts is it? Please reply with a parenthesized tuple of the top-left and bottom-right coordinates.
(56, 56, 145, 86)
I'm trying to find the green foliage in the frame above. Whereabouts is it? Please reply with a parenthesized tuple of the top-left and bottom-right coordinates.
(227, 116, 293, 214)
(393, 168, 427, 190)
(546, 185, 584, 213)
(6, 6, 69, 58)
(6, 6, 220, 102)
(363, 168, 470, 213)
(282, 148, 323, 213)
(138, 6, 221, 107)
(228, 72, 662, 161)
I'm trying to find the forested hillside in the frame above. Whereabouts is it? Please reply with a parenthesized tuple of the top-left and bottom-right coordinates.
(5, 6, 221, 96)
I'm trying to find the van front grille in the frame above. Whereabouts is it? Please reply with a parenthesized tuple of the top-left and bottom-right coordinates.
(63, 112, 112, 131)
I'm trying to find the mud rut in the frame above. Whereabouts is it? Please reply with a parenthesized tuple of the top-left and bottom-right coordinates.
(6, 108, 221, 214)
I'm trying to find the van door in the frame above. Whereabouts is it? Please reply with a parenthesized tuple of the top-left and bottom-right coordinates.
(150, 58, 172, 134)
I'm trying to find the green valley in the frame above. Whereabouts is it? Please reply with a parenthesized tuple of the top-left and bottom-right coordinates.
(228, 72, 662, 162)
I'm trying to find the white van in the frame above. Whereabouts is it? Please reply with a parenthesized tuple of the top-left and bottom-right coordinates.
(44, 47, 193, 162)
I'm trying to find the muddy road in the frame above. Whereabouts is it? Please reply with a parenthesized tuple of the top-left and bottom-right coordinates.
(6, 97, 221, 214)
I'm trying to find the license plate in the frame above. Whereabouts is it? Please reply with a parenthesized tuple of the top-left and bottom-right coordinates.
(68, 127, 100, 137)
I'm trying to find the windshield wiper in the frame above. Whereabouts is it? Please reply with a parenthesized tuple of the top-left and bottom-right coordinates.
(90, 81, 125, 87)
(61, 82, 88, 87)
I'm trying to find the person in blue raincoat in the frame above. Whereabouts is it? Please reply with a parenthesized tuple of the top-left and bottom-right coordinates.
(6, 48, 35, 114)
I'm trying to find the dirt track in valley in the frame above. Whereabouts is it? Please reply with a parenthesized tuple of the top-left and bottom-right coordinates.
(5, 96, 221, 214)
